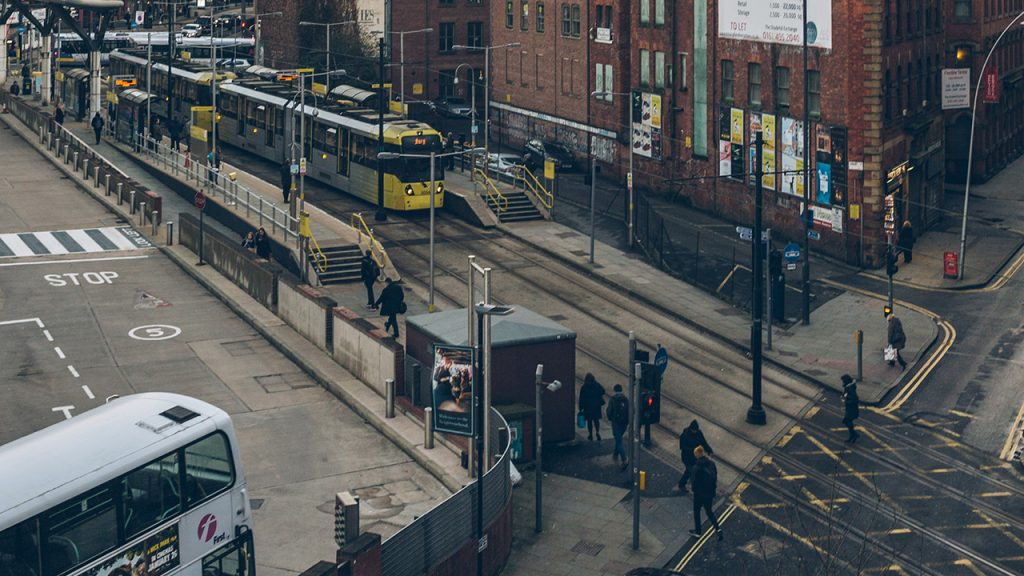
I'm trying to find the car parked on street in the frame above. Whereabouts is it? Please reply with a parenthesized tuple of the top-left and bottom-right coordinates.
(523, 139, 576, 171)
(430, 96, 472, 118)
(217, 58, 251, 69)
(476, 152, 526, 179)
(181, 23, 203, 37)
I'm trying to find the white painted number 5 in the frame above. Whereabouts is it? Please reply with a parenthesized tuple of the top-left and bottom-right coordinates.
(128, 324, 182, 341)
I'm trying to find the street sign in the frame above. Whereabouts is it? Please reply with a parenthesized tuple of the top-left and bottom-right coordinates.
(290, 162, 299, 175)
(736, 226, 769, 242)
(787, 263, 797, 271)
(654, 346, 668, 376)
(471, 124, 478, 134)
(194, 190, 206, 210)
(784, 242, 801, 263)
(807, 230, 820, 241)
(299, 157, 307, 175)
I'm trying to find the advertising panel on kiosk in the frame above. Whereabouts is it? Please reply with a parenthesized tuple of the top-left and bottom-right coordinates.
(431, 345, 475, 436)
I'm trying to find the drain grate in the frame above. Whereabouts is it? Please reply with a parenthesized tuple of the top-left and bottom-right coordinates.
(571, 539, 604, 557)
(548, 314, 568, 322)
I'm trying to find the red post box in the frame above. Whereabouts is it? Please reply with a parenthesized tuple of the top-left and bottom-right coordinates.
(944, 251, 958, 278)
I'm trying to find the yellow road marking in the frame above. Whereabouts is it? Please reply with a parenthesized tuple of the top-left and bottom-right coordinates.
(674, 503, 737, 570)
(954, 558, 988, 576)
(998, 396, 1024, 460)
(981, 463, 1013, 470)
(798, 429, 879, 493)
(980, 492, 1012, 498)
(973, 509, 1024, 549)
(805, 406, 820, 418)
(749, 502, 788, 510)
(855, 245, 1024, 294)
(889, 528, 913, 535)
(928, 468, 956, 474)
(716, 264, 740, 293)
(777, 425, 801, 448)
(898, 495, 935, 501)
(948, 409, 975, 419)
(989, 247, 1024, 291)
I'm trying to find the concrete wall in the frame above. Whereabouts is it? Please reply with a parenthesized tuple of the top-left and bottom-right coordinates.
(277, 275, 336, 352)
(332, 307, 403, 398)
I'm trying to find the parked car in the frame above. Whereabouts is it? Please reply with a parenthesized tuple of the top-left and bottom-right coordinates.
(217, 58, 251, 69)
(476, 153, 526, 178)
(523, 139, 576, 171)
(181, 23, 203, 37)
(430, 96, 472, 118)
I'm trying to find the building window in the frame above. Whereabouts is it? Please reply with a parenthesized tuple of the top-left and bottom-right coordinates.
(603, 64, 613, 100)
(655, 51, 665, 89)
(596, 5, 612, 30)
(440, 70, 456, 96)
(521, 0, 529, 30)
(884, 69, 892, 121)
(721, 59, 734, 101)
(467, 22, 483, 48)
(640, 0, 650, 25)
(954, 0, 970, 19)
(654, 0, 665, 25)
(807, 70, 820, 117)
(748, 62, 761, 106)
(571, 3, 581, 37)
(439, 22, 455, 52)
(537, 2, 545, 32)
(640, 49, 650, 87)
(775, 66, 790, 108)
(440, 0, 453, 4)
(562, 3, 571, 35)
(506, 1, 514, 28)
(595, 63, 604, 99)
(536, 54, 544, 88)
(679, 52, 688, 91)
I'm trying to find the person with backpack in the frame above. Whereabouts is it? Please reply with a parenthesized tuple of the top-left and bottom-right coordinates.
(578, 373, 606, 441)
(375, 277, 405, 338)
(90, 112, 105, 145)
(690, 446, 723, 540)
(677, 420, 714, 494)
(606, 384, 630, 469)
(885, 306, 907, 369)
(360, 250, 380, 309)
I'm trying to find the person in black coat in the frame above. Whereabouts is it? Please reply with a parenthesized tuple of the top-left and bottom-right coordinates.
(254, 227, 271, 260)
(897, 220, 915, 263)
(842, 374, 860, 443)
(54, 103, 65, 126)
(578, 373, 606, 441)
(375, 278, 405, 338)
(360, 250, 379, 309)
(690, 446, 723, 540)
(91, 113, 105, 145)
(280, 161, 292, 203)
(678, 420, 714, 493)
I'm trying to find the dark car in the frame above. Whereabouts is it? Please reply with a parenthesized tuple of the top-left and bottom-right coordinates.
(523, 139, 576, 171)
(430, 96, 472, 118)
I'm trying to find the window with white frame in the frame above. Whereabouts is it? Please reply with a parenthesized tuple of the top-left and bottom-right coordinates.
(654, 0, 665, 25)
(640, 0, 650, 25)
(655, 51, 665, 88)
(640, 49, 650, 87)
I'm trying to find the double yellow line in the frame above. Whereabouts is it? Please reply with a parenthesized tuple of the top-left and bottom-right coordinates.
(858, 246, 1024, 294)
(673, 503, 738, 572)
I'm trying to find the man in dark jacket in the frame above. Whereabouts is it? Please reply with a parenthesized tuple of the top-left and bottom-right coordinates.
(280, 161, 292, 203)
(168, 118, 182, 151)
(897, 221, 915, 263)
(678, 420, 713, 493)
(885, 306, 907, 369)
(360, 251, 379, 309)
(375, 278, 404, 338)
(606, 384, 630, 469)
(690, 446, 723, 540)
(578, 373, 606, 441)
(841, 374, 860, 443)
(91, 113, 105, 145)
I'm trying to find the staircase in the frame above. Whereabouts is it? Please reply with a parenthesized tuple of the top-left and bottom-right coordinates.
(310, 244, 363, 284)
(487, 190, 544, 223)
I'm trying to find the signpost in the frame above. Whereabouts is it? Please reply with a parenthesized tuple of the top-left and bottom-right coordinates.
(195, 191, 206, 266)
(784, 241, 801, 271)
(654, 345, 668, 376)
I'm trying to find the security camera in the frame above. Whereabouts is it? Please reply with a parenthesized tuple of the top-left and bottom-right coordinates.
(546, 380, 562, 392)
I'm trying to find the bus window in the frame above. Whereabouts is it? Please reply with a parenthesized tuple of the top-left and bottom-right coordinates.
(184, 433, 233, 508)
(122, 452, 180, 537)
(44, 484, 118, 576)
(0, 520, 40, 576)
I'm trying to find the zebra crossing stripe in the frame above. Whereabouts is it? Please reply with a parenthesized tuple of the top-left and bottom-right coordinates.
(100, 228, 137, 251)
(35, 232, 68, 256)
(66, 229, 104, 252)
(84, 229, 118, 250)
(17, 233, 48, 255)
(52, 231, 87, 253)
(2, 234, 37, 256)
(0, 227, 152, 259)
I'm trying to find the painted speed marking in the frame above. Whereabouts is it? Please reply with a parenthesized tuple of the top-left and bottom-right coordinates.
(128, 325, 182, 341)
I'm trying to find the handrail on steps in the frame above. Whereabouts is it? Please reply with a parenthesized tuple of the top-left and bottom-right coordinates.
(473, 167, 508, 212)
(350, 212, 389, 274)
(514, 165, 553, 209)
(307, 231, 327, 273)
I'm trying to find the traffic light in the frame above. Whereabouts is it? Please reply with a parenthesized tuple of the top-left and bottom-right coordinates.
(639, 389, 661, 426)
(886, 248, 899, 277)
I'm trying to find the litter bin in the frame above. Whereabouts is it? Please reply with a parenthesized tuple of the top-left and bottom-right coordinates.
(943, 251, 958, 278)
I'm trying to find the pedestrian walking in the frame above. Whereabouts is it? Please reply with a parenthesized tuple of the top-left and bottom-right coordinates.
(360, 250, 380, 309)
(54, 102, 65, 126)
(841, 374, 860, 443)
(207, 150, 220, 184)
(241, 231, 256, 253)
(677, 420, 714, 494)
(375, 278, 405, 338)
(10, 81, 20, 96)
(90, 112, 105, 145)
(897, 220, 915, 263)
(578, 373, 606, 441)
(150, 118, 162, 150)
(280, 160, 292, 203)
(885, 306, 907, 369)
(254, 227, 271, 260)
(689, 446, 723, 540)
(445, 132, 455, 169)
(606, 384, 630, 469)
(168, 117, 181, 151)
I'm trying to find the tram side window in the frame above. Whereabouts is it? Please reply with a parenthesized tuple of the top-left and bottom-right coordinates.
(338, 128, 350, 176)
(221, 93, 238, 119)
(312, 122, 337, 156)
(183, 433, 233, 508)
(246, 102, 265, 130)
(44, 484, 118, 576)
(122, 452, 180, 538)
(275, 110, 284, 136)
(0, 520, 40, 576)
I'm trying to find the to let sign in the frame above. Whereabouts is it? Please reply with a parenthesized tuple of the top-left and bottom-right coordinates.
(942, 69, 970, 110)
(983, 66, 1000, 103)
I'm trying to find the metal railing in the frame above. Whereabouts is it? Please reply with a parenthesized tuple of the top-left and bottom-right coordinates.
(351, 212, 389, 274)
(514, 165, 553, 209)
(473, 167, 508, 212)
(308, 231, 327, 273)
(131, 133, 301, 249)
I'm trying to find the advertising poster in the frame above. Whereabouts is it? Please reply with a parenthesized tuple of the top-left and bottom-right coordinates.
(780, 117, 805, 196)
(815, 124, 832, 206)
(632, 92, 661, 159)
(762, 113, 777, 191)
(830, 126, 848, 205)
(728, 108, 744, 180)
(84, 525, 180, 576)
(719, 110, 732, 177)
(650, 94, 663, 160)
(731, 142, 744, 181)
(730, 108, 744, 144)
(432, 345, 476, 436)
(718, 0, 832, 49)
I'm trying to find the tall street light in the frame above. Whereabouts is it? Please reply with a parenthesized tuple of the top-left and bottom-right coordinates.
(533, 364, 561, 533)
(385, 28, 432, 116)
(452, 42, 522, 175)
(958, 13, 1024, 279)
(593, 90, 635, 248)
(454, 63, 477, 145)
(473, 302, 514, 576)
(253, 11, 281, 67)
(299, 20, 357, 93)
(379, 147, 485, 311)
(376, 36, 387, 222)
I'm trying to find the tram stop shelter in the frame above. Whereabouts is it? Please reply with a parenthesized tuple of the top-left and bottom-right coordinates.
(404, 307, 577, 460)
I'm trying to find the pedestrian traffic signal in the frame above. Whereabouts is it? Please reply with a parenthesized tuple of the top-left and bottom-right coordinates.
(639, 389, 660, 425)
(886, 249, 899, 277)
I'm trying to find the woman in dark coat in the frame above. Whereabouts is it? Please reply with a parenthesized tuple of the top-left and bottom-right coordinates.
(897, 220, 915, 263)
(841, 374, 860, 443)
(578, 373, 606, 441)
(375, 278, 405, 338)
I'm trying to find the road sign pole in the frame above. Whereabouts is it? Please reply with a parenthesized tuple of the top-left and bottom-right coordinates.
(747, 131, 767, 426)
(766, 228, 773, 351)
(198, 206, 205, 266)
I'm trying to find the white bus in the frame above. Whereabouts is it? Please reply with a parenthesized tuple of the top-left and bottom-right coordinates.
(0, 393, 254, 576)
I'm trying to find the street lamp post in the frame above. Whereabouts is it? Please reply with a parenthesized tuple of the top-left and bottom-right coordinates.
(386, 28, 432, 116)
(958, 12, 1024, 279)
(376, 37, 387, 221)
(253, 11, 281, 67)
(454, 63, 477, 145)
(453, 42, 522, 175)
(299, 20, 356, 93)
(592, 90, 635, 248)
(533, 364, 561, 533)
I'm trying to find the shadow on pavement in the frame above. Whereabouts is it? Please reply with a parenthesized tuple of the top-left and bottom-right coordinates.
(544, 438, 684, 499)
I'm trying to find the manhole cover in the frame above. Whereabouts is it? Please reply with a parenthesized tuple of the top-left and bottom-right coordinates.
(548, 314, 568, 322)
(571, 539, 604, 557)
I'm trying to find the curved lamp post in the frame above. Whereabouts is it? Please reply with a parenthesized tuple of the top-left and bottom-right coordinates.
(452, 42, 522, 175)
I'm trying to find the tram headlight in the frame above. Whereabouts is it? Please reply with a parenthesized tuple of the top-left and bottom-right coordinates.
(435, 182, 444, 194)
(404, 184, 414, 196)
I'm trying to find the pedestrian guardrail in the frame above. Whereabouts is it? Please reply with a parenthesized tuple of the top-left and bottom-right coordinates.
(514, 165, 553, 209)
(351, 212, 389, 275)
(308, 232, 327, 273)
(473, 167, 508, 213)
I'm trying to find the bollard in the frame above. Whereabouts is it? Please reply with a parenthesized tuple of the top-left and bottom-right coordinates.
(270, 203, 277, 235)
(116, 182, 123, 204)
(424, 407, 435, 449)
(94, 165, 100, 187)
(855, 330, 863, 382)
(63, 145, 69, 164)
(73, 151, 79, 172)
(138, 202, 146, 225)
(151, 211, 159, 235)
(82, 158, 89, 179)
(105, 174, 111, 196)
(385, 378, 395, 419)
(53, 138, 59, 153)
(167, 221, 174, 246)
(129, 191, 136, 214)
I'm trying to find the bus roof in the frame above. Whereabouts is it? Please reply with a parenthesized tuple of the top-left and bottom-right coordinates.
(0, 393, 231, 529)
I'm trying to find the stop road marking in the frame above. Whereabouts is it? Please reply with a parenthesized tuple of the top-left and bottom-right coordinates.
(45, 272, 119, 286)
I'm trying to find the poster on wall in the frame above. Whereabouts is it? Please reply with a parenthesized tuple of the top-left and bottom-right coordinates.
(650, 94, 663, 160)
(748, 112, 762, 185)
(830, 126, 848, 205)
(780, 117, 805, 196)
(432, 345, 476, 437)
(728, 108, 744, 180)
(815, 124, 832, 206)
(632, 91, 662, 159)
(719, 110, 732, 177)
(762, 113, 777, 191)
(83, 526, 180, 576)
(718, 0, 832, 49)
